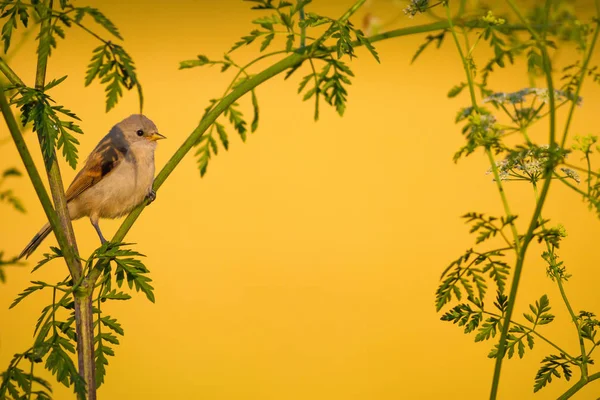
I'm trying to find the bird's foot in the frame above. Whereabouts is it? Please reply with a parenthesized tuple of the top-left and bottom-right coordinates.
(146, 189, 156, 205)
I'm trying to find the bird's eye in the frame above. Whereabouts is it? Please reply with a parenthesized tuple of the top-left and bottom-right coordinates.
(136, 129, 144, 137)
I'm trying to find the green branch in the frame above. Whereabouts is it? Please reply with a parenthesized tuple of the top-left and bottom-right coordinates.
(558, 372, 600, 399)
(85, 7, 502, 286)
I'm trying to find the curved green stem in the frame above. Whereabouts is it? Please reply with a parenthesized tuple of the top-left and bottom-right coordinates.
(558, 372, 600, 399)
(86, 1, 497, 286)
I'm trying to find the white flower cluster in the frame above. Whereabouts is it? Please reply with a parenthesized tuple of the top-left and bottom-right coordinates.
(486, 145, 580, 183)
(483, 88, 582, 106)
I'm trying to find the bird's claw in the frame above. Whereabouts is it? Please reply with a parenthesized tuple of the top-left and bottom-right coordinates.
(146, 189, 156, 204)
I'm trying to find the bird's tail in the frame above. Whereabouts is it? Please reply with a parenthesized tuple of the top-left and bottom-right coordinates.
(19, 223, 52, 259)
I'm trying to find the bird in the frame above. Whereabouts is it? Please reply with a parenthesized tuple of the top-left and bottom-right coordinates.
(19, 114, 165, 259)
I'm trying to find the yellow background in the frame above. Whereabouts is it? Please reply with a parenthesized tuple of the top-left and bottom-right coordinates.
(1, 0, 600, 398)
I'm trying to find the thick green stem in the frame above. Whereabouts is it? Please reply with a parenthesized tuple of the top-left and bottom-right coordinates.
(34, 1, 95, 398)
(34, 2, 82, 280)
(489, 2, 558, 399)
(558, 373, 600, 399)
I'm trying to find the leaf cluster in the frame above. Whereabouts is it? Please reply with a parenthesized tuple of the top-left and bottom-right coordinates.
(194, 86, 259, 177)
(442, 294, 556, 362)
(93, 243, 155, 303)
(0, 354, 53, 400)
(436, 247, 510, 312)
(12, 79, 83, 169)
(462, 212, 516, 245)
(441, 292, 508, 342)
(230, 0, 311, 53)
(0, 0, 29, 53)
(85, 42, 143, 112)
(297, 56, 354, 119)
(7, 274, 85, 397)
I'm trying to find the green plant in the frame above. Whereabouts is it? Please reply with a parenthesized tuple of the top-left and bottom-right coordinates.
(1, 0, 598, 398)
(419, 0, 600, 398)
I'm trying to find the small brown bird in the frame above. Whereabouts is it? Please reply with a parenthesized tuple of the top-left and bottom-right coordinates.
(19, 114, 165, 259)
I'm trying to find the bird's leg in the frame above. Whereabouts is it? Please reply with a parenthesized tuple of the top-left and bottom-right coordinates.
(146, 189, 156, 205)
(90, 218, 108, 244)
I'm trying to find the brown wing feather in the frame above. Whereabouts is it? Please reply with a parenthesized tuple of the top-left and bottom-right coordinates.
(65, 135, 128, 202)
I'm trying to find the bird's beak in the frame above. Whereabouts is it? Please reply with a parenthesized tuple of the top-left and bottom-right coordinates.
(149, 132, 166, 141)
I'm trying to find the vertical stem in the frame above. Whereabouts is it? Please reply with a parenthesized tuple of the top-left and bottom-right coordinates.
(556, 278, 588, 377)
(447, 5, 521, 251)
(34, 1, 95, 398)
(489, 2, 558, 399)
(299, 2, 306, 48)
(533, 182, 588, 379)
(26, 361, 33, 400)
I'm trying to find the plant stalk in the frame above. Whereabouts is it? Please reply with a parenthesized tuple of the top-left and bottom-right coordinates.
(34, 1, 95, 398)
(490, 1, 558, 399)
(558, 372, 600, 399)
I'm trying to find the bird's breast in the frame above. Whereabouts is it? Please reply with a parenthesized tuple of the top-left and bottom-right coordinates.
(72, 149, 155, 219)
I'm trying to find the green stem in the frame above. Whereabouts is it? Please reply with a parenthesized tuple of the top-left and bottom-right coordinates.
(558, 372, 600, 399)
(0, 353, 24, 397)
(34, 1, 95, 398)
(533, 182, 589, 379)
(26, 361, 33, 400)
(556, 278, 588, 375)
(299, 3, 306, 48)
(555, 173, 592, 197)
(446, 5, 521, 254)
(308, 58, 319, 120)
(446, 14, 530, 397)
(559, 6, 600, 148)
(586, 153, 592, 194)
(33, 0, 82, 282)
(446, 7, 476, 107)
(489, 2, 558, 399)
(0, 56, 25, 86)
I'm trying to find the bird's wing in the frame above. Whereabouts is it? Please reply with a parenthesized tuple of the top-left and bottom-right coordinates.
(66, 135, 128, 202)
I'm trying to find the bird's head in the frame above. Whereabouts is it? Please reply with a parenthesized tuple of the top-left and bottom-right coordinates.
(118, 114, 165, 147)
